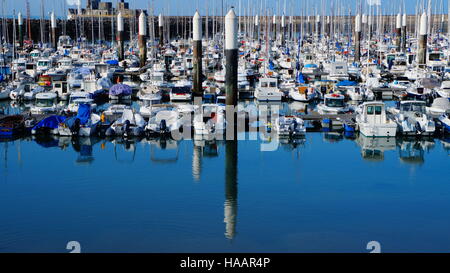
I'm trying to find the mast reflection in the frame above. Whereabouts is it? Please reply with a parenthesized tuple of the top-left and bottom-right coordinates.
(224, 140, 238, 240)
(192, 139, 220, 181)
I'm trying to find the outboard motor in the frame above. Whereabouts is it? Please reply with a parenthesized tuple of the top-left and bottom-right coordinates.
(415, 121, 424, 135)
(71, 118, 81, 136)
(289, 119, 298, 137)
(160, 119, 168, 134)
(123, 120, 131, 138)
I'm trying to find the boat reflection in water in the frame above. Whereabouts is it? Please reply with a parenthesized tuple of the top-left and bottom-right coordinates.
(356, 135, 397, 162)
(397, 138, 435, 165)
(72, 137, 101, 165)
(148, 137, 179, 164)
(111, 137, 139, 163)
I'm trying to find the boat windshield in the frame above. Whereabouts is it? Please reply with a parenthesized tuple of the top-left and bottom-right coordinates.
(151, 75, 164, 81)
(325, 98, 344, 108)
(401, 102, 426, 113)
(38, 61, 49, 67)
(36, 99, 54, 107)
(172, 87, 191, 94)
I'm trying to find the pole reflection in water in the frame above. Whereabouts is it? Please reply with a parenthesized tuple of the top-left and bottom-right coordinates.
(192, 141, 203, 182)
(224, 140, 238, 240)
(192, 140, 219, 181)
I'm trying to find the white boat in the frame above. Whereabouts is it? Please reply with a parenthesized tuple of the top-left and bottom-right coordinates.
(316, 93, 350, 115)
(344, 86, 375, 101)
(438, 113, 450, 133)
(103, 104, 130, 117)
(58, 104, 101, 137)
(356, 102, 397, 137)
(289, 85, 318, 102)
(52, 80, 70, 100)
(273, 115, 306, 137)
(0, 85, 13, 100)
(169, 85, 192, 102)
(254, 78, 283, 101)
(30, 92, 59, 115)
(390, 79, 411, 90)
(139, 95, 162, 118)
(435, 81, 450, 100)
(145, 109, 183, 135)
(23, 85, 46, 101)
(426, 98, 450, 117)
(106, 109, 146, 137)
(390, 101, 436, 136)
(36, 58, 53, 73)
(138, 83, 162, 102)
(193, 104, 226, 136)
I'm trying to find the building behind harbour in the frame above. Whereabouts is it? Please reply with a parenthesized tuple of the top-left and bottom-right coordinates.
(67, 0, 143, 19)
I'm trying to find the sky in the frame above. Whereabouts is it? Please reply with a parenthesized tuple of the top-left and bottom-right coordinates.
(2, 0, 449, 17)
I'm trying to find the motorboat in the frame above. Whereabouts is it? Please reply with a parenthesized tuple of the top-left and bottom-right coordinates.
(0, 115, 25, 136)
(170, 86, 192, 102)
(193, 104, 226, 136)
(288, 85, 318, 102)
(30, 92, 59, 115)
(109, 83, 132, 101)
(316, 93, 350, 115)
(426, 98, 450, 117)
(390, 101, 436, 136)
(438, 113, 450, 134)
(273, 115, 306, 137)
(31, 115, 67, 135)
(23, 85, 46, 101)
(145, 109, 183, 136)
(254, 78, 284, 101)
(138, 83, 162, 102)
(435, 81, 450, 100)
(105, 109, 146, 137)
(58, 104, 100, 137)
(356, 102, 397, 137)
(344, 86, 375, 101)
(0, 84, 14, 100)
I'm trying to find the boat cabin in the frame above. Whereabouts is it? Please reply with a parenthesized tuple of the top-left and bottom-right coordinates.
(25, 63, 37, 77)
(259, 78, 278, 90)
(53, 81, 69, 98)
(37, 59, 53, 72)
(399, 101, 426, 114)
(324, 93, 345, 108)
(359, 102, 388, 124)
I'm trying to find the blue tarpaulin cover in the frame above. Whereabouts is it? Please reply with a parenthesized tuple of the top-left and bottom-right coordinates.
(110, 84, 132, 96)
(296, 73, 306, 84)
(76, 104, 91, 125)
(336, 80, 358, 87)
(106, 60, 119, 65)
(32, 115, 67, 131)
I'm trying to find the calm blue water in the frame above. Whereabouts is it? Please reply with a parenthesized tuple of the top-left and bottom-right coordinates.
(0, 130, 449, 253)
